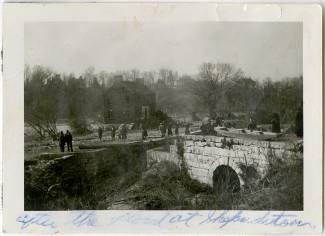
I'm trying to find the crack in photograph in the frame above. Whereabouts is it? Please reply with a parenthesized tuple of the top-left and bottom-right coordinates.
(24, 22, 303, 211)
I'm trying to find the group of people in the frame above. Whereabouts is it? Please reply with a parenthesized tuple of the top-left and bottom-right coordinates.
(97, 124, 127, 141)
(58, 130, 73, 152)
(117, 124, 128, 140)
(158, 122, 183, 137)
(59, 121, 193, 151)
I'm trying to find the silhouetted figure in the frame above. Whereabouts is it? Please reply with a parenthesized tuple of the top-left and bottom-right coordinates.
(215, 117, 222, 127)
(200, 123, 208, 134)
(271, 113, 281, 133)
(142, 126, 148, 140)
(295, 105, 303, 138)
(111, 126, 116, 141)
(159, 122, 166, 137)
(98, 126, 103, 141)
(175, 123, 179, 136)
(162, 122, 166, 137)
(121, 124, 128, 140)
(167, 123, 173, 136)
(247, 118, 257, 132)
(159, 123, 163, 137)
(59, 131, 65, 152)
(65, 130, 73, 152)
(117, 124, 124, 139)
(185, 123, 190, 135)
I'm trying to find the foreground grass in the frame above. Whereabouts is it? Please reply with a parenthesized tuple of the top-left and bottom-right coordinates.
(233, 158, 303, 210)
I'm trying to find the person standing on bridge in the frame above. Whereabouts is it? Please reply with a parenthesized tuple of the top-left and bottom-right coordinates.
(121, 124, 128, 140)
(142, 125, 148, 140)
(59, 131, 65, 152)
(167, 123, 173, 136)
(98, 126, 103, 141)
(159, 122, 165, 137)
(111, 126, 116, 141)
(271, 113, 281, 133)
(65, 130, 73, 152)
(248, 118, 256, 132)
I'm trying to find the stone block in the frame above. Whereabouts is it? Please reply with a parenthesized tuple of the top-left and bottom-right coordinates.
(184, 153, 196, 162)
(184, 146, 192, 153)
(185, 140, 194, 146)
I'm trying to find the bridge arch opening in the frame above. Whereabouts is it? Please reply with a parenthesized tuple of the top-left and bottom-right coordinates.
(213, 165, 240, 194)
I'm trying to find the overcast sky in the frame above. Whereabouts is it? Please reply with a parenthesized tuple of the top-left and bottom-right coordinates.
(25, 22, 302, 81)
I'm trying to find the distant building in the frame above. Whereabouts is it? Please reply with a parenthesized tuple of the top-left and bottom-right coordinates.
(104, 80, 156, 124)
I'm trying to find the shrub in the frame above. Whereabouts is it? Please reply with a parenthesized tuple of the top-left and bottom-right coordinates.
(233, 146, 303, 210)
(70, 117, 91, 135)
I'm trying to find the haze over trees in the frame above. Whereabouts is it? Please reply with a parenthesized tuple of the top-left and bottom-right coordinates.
(24, 63, 303, 138)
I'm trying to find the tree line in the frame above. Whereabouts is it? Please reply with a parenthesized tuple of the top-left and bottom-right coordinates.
(24, 63, 302, 138)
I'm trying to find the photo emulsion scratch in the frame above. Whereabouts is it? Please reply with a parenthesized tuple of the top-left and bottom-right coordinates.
(24, 21, 304, 211)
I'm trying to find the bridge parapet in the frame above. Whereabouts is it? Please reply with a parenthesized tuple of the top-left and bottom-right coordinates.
(183, 134, 295, 150)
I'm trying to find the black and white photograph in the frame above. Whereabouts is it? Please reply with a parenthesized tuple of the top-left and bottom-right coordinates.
(2, 2, 323, 234)
(24, 21, 304, 211)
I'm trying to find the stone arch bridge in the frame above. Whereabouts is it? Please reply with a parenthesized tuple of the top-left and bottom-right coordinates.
(147, 134, 301, 189)
(33, 134, 302, 196)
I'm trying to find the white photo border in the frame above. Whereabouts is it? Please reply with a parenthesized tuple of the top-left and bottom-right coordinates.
(2, 3, 323, 233)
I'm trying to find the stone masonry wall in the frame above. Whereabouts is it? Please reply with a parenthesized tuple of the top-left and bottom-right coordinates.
(146, 145, 180, 168)
(146, 135, 299, 187)
(182, 135, 297, 186)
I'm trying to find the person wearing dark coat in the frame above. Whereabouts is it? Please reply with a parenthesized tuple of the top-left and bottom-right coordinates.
(65, 130, 73, 152)
(167, 123, 173, 136)
(271, 113, 281, 133)
(121, 124, 128, 140)
(248, 118, 257, 132)
(98, 126, 103, 141)
(159, 123, 164, 137)
(142, 126, 148, 140)
(59, 131, 65, 152)
(162, 122, 167, 137)
(111, 126, 116, 141)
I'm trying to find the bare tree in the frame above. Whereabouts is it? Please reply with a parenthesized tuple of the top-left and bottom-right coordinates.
(194, 62, 243, 118)
(83, 66, 96, 87)
(24, 65, 62, 139)
(159, 68, 178, 88)
(130, 69, 140, 81)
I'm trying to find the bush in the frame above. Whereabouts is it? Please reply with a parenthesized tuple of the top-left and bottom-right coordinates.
(233, 148, 303, 210)
(70, 118, 91, 135)
(130, 161, 213, 210)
